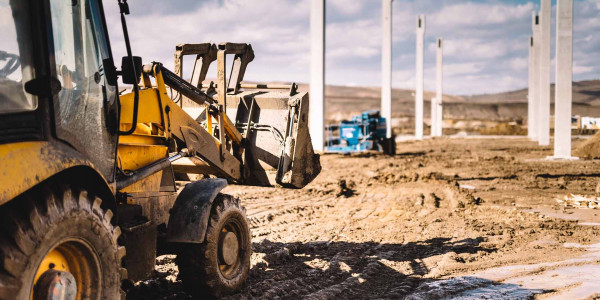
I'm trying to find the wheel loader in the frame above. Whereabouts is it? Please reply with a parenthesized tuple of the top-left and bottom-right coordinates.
(0, 0, 320, 298)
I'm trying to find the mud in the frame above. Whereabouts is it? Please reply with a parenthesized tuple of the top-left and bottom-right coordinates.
(129, 138, 600, 299)
(575, 131, 600, 159)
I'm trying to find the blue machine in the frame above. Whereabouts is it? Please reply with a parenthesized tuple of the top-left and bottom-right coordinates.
(325, 110, 392, 153)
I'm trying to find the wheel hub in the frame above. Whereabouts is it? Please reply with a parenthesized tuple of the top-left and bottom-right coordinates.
(34, 269, 77, 300)
(219, 231, 239, 266)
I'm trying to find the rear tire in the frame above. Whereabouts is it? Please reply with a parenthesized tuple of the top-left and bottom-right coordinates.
(176, 194, 251, 298)
(0, 184, 126, 299)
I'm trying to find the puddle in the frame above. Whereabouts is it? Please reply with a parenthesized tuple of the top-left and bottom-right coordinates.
(409, 243, 600, 299)
(407, 277, 546, 300)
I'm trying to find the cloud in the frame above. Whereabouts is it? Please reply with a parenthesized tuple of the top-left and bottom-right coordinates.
(574, 64, 594, 75)
(98, 0, 600, 95)
(328, 0, 365, 16)
(509, 57, 528, 71)
(429, 2, 535, 27)
(441, 39, 510, 59)
(445, 63, 484, 76)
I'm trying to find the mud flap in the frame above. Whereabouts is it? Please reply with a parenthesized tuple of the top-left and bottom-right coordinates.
(166, 178, 228, 243)
(225, 91, 321, 188)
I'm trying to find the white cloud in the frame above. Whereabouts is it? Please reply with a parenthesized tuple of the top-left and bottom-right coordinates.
(443, 39, 509, 59)
(326, 19, 380, 59)
(574, 64, 594, 75)
(329, 0, 365, 16)
(509, 57, 528, 71)
(430, 2, 534, 27)
(446, 63, 483, 76)
(100, 0, 600, 96)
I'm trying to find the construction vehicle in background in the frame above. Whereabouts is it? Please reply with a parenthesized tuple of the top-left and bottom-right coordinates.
(325, 110, 395, 154)
(0, 0, 320, 298)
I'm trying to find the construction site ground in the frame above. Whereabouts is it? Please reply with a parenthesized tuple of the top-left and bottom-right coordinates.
(130, 137, 600, 299)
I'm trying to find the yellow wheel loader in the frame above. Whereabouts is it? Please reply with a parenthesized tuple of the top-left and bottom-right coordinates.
(0, 0, 320, 298)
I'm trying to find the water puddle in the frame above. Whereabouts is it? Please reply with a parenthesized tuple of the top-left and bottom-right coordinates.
(409, 243, 600, 299)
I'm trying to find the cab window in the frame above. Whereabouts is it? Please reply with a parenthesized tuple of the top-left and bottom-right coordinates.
(0, 0, 37, 114)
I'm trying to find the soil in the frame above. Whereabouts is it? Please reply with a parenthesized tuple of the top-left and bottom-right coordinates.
(128, 137, 600, 299)
(575, 131, 600, 159)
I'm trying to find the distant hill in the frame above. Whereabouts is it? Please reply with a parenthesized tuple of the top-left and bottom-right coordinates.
(295, 79, 600, 123)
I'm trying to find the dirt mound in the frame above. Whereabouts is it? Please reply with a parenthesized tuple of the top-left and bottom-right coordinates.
(477, 123, 527, 136)
(574, 132, 600, 159)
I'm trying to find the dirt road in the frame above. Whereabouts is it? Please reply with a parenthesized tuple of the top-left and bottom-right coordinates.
(129, 138, 600, 299)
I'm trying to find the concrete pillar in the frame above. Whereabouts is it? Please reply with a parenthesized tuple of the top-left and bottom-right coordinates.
(532, 13, 541, 142)
(381, 0, 393, 139)
(415, 15, 425, 140)
(310, 0, 325, 152)
(528, 34, 536, 140)
(551, 0, 576, 159)
(538, 0, 551, 146)
(433, 38, 443, 137)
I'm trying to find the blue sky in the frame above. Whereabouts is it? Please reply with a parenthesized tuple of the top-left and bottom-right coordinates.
(104, 0, 600, 95)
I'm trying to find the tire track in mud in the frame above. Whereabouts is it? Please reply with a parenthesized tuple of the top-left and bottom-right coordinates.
(130, 139, 600, 299)
(221, 181, 483, 299)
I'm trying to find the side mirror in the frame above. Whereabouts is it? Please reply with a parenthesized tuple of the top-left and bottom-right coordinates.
(102, 58, 118, 86)
(121, 56, 142, 85)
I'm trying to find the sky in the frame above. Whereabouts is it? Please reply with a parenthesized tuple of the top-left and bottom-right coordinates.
(101, 0, 599, 95)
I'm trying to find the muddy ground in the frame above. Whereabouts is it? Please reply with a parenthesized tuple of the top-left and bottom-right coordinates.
(129, 137, 600, 299)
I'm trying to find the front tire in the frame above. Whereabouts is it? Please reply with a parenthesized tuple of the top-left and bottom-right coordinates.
(176, 194, 251, 298)
(0, 184, 126, 300)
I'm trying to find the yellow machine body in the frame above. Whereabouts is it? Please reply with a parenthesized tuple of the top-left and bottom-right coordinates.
(0, 141, 110, 206)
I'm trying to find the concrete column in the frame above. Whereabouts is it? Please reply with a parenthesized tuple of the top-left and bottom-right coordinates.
(381, 0, 393, 139)
(538, 0, 551, 146)
(430, 97, 436, 136)
(528, 34, 535, 140)
(434, 38, 443, 137)
(532, 13, 541, 142)
(415, 15, 425, 140)
(310, 0, 325, 152)
(551, 0, 576, 159)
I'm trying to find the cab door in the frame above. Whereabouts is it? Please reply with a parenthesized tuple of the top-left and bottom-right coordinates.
(47, 0, 119, 181)
(0, 0, 44, 143)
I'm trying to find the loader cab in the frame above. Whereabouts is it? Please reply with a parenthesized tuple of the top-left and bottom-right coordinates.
(0, 0, 120, 182)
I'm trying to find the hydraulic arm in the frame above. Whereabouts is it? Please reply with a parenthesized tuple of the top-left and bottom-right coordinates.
(116, 43, 320, 192)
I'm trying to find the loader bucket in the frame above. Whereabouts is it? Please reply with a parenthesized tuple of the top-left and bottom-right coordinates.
(191, 89, 321, 188)
(230, 90, 320, 188)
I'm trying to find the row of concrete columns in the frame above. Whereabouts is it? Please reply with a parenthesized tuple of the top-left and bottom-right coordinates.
(383, 5, 443, 141)
(311, 0, 575, 153)
(528, 0, 575, 159)
(311, 1, 446, 150)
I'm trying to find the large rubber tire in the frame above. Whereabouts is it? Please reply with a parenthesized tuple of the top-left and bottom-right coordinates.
(176, 194, 252, 298)
(0, 184, 126, 300)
